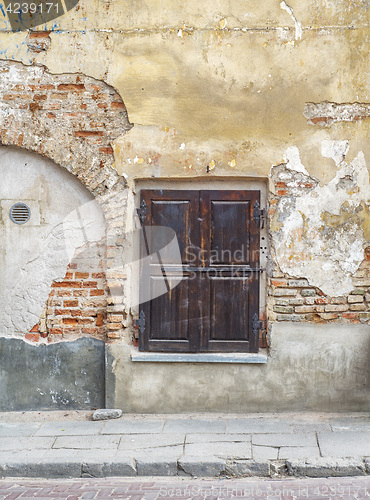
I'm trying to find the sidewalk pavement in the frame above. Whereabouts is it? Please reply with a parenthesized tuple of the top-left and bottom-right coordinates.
(0, 412, 368, 479)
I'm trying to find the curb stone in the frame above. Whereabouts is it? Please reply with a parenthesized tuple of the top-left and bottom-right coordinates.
(286, 458, 367, 478)
(178, 457, 226, 477)
(0, 458, 369, 479)
(225, 460, 270, 477)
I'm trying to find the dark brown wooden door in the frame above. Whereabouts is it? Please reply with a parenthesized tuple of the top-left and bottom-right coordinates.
(139, 190, 261, 353)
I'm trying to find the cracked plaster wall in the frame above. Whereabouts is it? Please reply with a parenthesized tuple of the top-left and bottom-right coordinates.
(270, 142, 370, 297)
(0, 0, 369, 327)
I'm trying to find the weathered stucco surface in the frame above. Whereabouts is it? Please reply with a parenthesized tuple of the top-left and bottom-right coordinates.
(0, 2, 369, 183)
(0, 0, 369, 411)
(270, 142, 370, 296)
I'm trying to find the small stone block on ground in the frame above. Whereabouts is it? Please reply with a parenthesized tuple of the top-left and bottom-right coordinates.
(92, 409, 123, 421)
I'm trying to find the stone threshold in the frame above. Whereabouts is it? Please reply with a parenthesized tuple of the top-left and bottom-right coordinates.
(130, 348, 268, 363)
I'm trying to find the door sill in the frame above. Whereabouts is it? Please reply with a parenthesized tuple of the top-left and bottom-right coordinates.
(130, 348, 268, 363)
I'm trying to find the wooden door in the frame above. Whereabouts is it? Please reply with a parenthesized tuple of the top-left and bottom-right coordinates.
(139, 190, 261, 353)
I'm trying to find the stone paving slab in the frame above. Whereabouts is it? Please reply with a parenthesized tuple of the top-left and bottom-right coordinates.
(0, 423, 40, 437)
(119, 434, 185, 451)
(226, 419, 292, 434)
(185, 434, 251, 443)
(184, 442, 252, 460)
(279, 446, 321, 459)
(251, 445, 278, 460)
(318, 431, 370, 457)
(0, 437, 55, 451)
(53, 435, 121, 450)
(34, 422, 103, 437)
(101, 420, 164, 435)
(252, 432, 317, 447)
(163, 419, 226, 434)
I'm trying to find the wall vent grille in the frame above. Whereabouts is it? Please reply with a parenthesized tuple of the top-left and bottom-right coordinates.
(9, 203, 31, 225)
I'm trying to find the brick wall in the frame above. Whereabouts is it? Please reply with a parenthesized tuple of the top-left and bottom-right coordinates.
(0, 60, 129, 344)
(0, 60, 131, 196)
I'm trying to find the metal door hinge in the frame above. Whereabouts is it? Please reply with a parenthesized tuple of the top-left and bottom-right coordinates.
(252, 313, 263, 337)
(137, 200, 147, 224)
(135, 310, 145, 335)
(253, 200, 266, 228)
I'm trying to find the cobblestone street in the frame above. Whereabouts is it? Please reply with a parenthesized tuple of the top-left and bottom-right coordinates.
(0, 476, 370, 500)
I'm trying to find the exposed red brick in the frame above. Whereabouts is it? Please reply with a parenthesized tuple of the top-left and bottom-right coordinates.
(74, 290, 89, 297)
(28, 84, 55, 90)
(99, 147, 114, 154)
(57, 290, 73, 297)
(271, 279, 287, 287)
(57, 83, 85, 91)
(52, 281, 82, 288)
(310, 116, 329, 124)
(92, 273, 105, 279)
(64, 300, 79, 308)
(82, 327, 96, 334)
(63, 318, 78, 325)
(343, 312, 359, 320)
(111, 102, 126, 109)
(90, 289, 105, 296)
(30, 324, 40, 333)
(82, 281, 98, 288)
(96, 313, 105, 327)
(28, 31, 51, 39)
(75, 272, 90, 279)
(75, 131, 104, 138)
(25, 332, 40, 343)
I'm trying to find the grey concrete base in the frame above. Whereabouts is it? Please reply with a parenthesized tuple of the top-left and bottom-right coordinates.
(107, 323, 370, 413)
(0, 337, 105, 411)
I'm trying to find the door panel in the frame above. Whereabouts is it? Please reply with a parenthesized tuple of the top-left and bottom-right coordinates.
(139, 189, 261, 353)
(210, 201, 250, 264)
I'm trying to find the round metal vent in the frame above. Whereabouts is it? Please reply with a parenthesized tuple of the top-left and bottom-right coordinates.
(9, 203, 31, 225)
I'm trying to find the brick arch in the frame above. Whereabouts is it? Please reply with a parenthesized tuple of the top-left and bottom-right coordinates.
(0, 60, 131, 196)
(0, 60, 131, 342)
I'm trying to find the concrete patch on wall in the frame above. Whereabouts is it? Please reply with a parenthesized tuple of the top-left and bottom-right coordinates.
(270, 142, 370, 297)
(0, 336, 105, 410)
